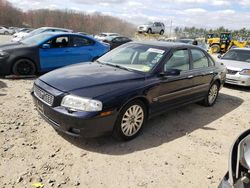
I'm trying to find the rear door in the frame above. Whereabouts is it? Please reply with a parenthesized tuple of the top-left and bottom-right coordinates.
(69, 35, 96, 62)
(153, 48, 196, 112)
(189, 48, 216, 99)
(39, 35, 72, 71)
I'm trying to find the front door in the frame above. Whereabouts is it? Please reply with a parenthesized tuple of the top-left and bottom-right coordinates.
(152, 48, 196, 113)
(39, 35, 72, 71)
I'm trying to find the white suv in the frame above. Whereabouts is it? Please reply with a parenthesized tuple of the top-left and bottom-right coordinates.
(137, 22, 165, 35)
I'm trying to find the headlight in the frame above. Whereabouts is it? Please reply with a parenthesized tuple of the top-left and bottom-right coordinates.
(0, 51, 9, 58)
(240, 69, 250, 75)
(61, 95, 102, 112)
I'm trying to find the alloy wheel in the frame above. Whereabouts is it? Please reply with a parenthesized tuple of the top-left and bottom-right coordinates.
(208, 84, 218, 105)
(121, 105, 144, 137)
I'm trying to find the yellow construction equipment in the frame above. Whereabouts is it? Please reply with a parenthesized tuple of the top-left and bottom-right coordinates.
(207, 32, 249, 54)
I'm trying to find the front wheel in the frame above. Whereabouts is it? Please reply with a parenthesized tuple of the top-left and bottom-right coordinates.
(202, 82, 219, 107)
(160, 30, 164, 35)
(12, 59, 36, 76)
(112, 100, 147, 141)
(147, 28, 152, 34)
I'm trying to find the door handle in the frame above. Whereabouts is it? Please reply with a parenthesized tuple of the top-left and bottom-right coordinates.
(187, 75, 194, 79)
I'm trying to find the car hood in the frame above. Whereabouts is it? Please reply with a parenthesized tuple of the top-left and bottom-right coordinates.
(0, 42, 29, 51)
(138, 24, 149, 28)
(219, 59, 250, 71)
(39, 62, 146, 93)
(13, 32, 29, 37)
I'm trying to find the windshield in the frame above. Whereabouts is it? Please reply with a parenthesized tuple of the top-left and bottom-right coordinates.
(28, 28, 45, 36)
(98, 43, 166, 73)
(222, 50, 250, 62)
(21, 33, 54, 45)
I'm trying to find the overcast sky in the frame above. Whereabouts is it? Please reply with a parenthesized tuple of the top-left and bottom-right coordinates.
(8, 0, 250, 29)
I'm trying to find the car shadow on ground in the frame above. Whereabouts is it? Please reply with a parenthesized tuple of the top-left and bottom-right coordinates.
(59, 93, 244, 155)
(0, 80, 7, 96)
(224, 84, 250, 92)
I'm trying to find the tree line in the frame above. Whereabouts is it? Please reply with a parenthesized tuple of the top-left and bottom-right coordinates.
(0, 0, 136, 36)
(174, 26, 250, 40)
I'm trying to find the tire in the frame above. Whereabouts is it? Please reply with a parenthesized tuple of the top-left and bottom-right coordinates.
(112, 100, 147, 141)
(160, 30, 164, 35)
(210, 44, 221, 53)
(12, 59, 36, 76)
(147, 28, 152, 34)
(201, 82, 220, 107)
(4, 31, 9, 35)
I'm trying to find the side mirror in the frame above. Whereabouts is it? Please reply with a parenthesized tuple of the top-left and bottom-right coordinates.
(42, 44, 50, 49)
(160, 69, 181, 77)
(219, 129, 250, 188)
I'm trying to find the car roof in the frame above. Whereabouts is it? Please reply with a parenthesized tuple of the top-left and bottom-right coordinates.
(101, 33, 119, 35)
(39, 27, 72, 31)
(131, 41, 195, 49)
(39, 32, 97, 40)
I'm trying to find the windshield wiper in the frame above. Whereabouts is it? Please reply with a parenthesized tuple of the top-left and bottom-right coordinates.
(105, 63, 133, 72)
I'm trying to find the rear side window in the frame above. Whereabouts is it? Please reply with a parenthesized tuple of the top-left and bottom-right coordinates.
(71, 36, 94, 47)
(191, 49, 209, 69)
(165, 49, 190, 71)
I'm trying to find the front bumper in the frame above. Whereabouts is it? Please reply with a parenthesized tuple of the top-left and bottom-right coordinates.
(226, 73, 250, 86)
(0, 57, 12, 76)
(137, 27, 148, 32)
(31, 81, 117, 138)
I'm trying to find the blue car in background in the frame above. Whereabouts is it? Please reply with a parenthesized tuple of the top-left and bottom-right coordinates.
(0, 32, 110, 76)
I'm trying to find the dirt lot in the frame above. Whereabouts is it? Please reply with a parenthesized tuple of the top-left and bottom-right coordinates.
(0, 78, 249, 188)
(0, 36, 250, 188)
(0, 35, 11, 44)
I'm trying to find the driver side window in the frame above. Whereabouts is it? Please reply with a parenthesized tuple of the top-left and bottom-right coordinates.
(164, 49, 190, 72)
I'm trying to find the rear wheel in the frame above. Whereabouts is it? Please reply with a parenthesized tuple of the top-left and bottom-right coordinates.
(12, 59, 36, 76)
(210, 44, 221, 53)
(160, 30, 164, 35)
(112, 100, 147, 141)
(201, 82, 219, 107)
(4, 31, 9, 35)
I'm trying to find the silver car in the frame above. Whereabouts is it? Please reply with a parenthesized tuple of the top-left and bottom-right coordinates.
(218, 48, 250, 86)
(137, 22, 165, 35)
(0, 26, 14, 35)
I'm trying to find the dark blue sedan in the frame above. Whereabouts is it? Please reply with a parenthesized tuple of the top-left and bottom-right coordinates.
(32, 41, 226, 140)
(0, 32, 110, 76)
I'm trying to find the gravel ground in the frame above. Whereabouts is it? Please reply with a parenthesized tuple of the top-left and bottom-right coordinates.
(0, 35, 11, 44)
(0, 79, 250, 188)
(0, 35, 250, 188)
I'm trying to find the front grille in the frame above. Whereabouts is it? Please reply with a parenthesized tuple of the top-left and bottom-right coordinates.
(227, 69, 238, 75)
(34, 85, 54, 106)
